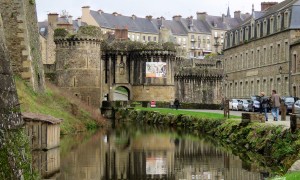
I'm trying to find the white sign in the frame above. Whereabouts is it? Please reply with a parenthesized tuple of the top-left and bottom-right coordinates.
(146, 62, 167, 78)
(146, 157, 167, 175)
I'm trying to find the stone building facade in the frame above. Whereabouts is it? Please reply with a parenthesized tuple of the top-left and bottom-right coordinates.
(290, 40, 300, 97)
(223, 0, 300, 98)
(0, 0, 45, 92)
(55, 37, 101, 107)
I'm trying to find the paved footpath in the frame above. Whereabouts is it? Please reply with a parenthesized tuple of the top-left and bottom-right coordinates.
(185, 109, 291, 128)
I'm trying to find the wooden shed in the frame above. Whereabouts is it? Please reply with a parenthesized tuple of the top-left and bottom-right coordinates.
(23, 112, 62, 150)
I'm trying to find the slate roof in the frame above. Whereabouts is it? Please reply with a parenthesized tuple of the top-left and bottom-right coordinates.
(205, 15, 244, 30)
(22, 112, 63, 124)
(90, 10, 159, 34)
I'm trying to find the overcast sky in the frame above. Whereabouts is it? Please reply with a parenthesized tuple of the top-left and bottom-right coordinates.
(36, 0, 282, 21)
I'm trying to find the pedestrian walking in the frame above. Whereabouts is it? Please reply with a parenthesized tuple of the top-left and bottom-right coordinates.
(271, 90, 281, 121)
(174, 98, 180, 110)
(260, 92, 269, 121)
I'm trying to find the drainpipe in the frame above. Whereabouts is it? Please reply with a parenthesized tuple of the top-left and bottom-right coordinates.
(289, 44, 292, 96)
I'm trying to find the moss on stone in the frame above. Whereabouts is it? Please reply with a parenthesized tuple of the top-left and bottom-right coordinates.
(0, 128, 39, 180)
(101, 39, 176, 52)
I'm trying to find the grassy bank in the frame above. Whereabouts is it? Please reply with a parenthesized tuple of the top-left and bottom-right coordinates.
(16, 78, 106, 134)
(135, 107, 240, 119)
(116, 108, 300, 176)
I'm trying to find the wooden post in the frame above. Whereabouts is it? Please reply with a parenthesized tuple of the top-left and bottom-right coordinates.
(224, 99, 230, 118)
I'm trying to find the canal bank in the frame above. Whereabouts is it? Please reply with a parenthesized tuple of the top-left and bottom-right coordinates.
(115, 108, 300, 176)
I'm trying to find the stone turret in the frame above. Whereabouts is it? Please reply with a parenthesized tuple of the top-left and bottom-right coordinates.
(55, 37, 102, 107)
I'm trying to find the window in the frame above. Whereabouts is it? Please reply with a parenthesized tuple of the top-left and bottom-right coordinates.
(131, 34, 135, 40)
(230, 32, 233, 47)
(137, 35, 140, 41)
(251, 22, 255, 38)
(245, 27, 249, 41)
(154, 37, 157, 42)
(277, 14, 282, 31)
(240, 29, 243, 42)
(284, 10, 290, 28)
(178, 37, 181, 43)
(148, 36, 151, 41)
(143, 36, 146, 41)
(198, 42, 200, 48)
(235, 31, 238, 45)
(183, 38, 186, 44)
(277, 43, 281, 62)
(270, 16, 274, 34)
(207, 36, 210, 44)
(263, 19, 267, 36)
(198, 36, 201, 40)
(256, 22, 261, 38)
(191, 35, 194, 39)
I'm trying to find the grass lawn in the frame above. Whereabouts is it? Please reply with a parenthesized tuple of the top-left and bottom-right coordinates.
(272, 172, 300, 180)
(135, 107, 240, 119)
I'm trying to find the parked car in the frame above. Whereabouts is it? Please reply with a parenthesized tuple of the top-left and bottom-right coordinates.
(247, 100, 260, 112)
(294, 100, 300, 114)
(248, 95, 261, 112)
(237, 99, 251, 111)
(280, 96, 295, 114)
(229, 99, 239, 111)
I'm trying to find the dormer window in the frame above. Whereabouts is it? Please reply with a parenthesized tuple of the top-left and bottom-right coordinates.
(270, 16, 274, 34)
(230, 32, 233, 47)
(240, 28, 243, 42)
(256, 22, 261, 38)
(263, 19, 267, 36)
(277, 13, 282, 31)
(251, 22, 255, 38)
(245, 27, 249, 41)
(235, 30, 239, 45)
(284, 10, 290, 29)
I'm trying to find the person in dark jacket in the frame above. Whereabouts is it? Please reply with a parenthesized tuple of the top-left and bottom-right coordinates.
(174, 98, 180, 110)
(260, 92, 269, 121)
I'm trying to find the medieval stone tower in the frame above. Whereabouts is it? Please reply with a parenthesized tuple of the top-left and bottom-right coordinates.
(55, 37, 101, 107)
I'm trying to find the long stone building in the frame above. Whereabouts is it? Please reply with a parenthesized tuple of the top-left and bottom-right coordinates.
(223, 0, 300, 98)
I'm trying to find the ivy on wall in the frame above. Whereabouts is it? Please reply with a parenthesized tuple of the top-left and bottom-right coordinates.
(29, 0, 35, 5)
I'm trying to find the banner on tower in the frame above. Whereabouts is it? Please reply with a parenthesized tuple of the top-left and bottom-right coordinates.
(146, 62, 167, 78)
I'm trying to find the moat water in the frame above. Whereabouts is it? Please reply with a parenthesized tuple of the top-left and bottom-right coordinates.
(45, 124, 271, 180)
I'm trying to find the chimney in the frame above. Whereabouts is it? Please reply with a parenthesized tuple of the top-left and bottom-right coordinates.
(97, 9, 103, 14)
(188, 16, 194, 30)
(196, 12, 207, 21)
(222, 14, 226, 22)
(47, 13, 59, 27)
(77, 17, 82, 27)
(172, 15, 182, 21)
(68, 15, 73, 24)
(261, 2, 278, 11)
(234, 11, 241, 19)
(82, 6, 90, 23)
(146, 15, 153, 21)
(132, 14, 136, 20)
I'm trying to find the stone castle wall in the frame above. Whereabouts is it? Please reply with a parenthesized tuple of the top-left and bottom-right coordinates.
(0, 14, 23, 130)
(55, 38, 101, 107)
(0, 0, 45, 92)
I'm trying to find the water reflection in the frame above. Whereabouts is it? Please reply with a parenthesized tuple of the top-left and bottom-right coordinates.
(47, 125, 268, 180)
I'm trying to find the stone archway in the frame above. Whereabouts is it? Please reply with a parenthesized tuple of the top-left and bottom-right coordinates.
(113, 86, 130, 101)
